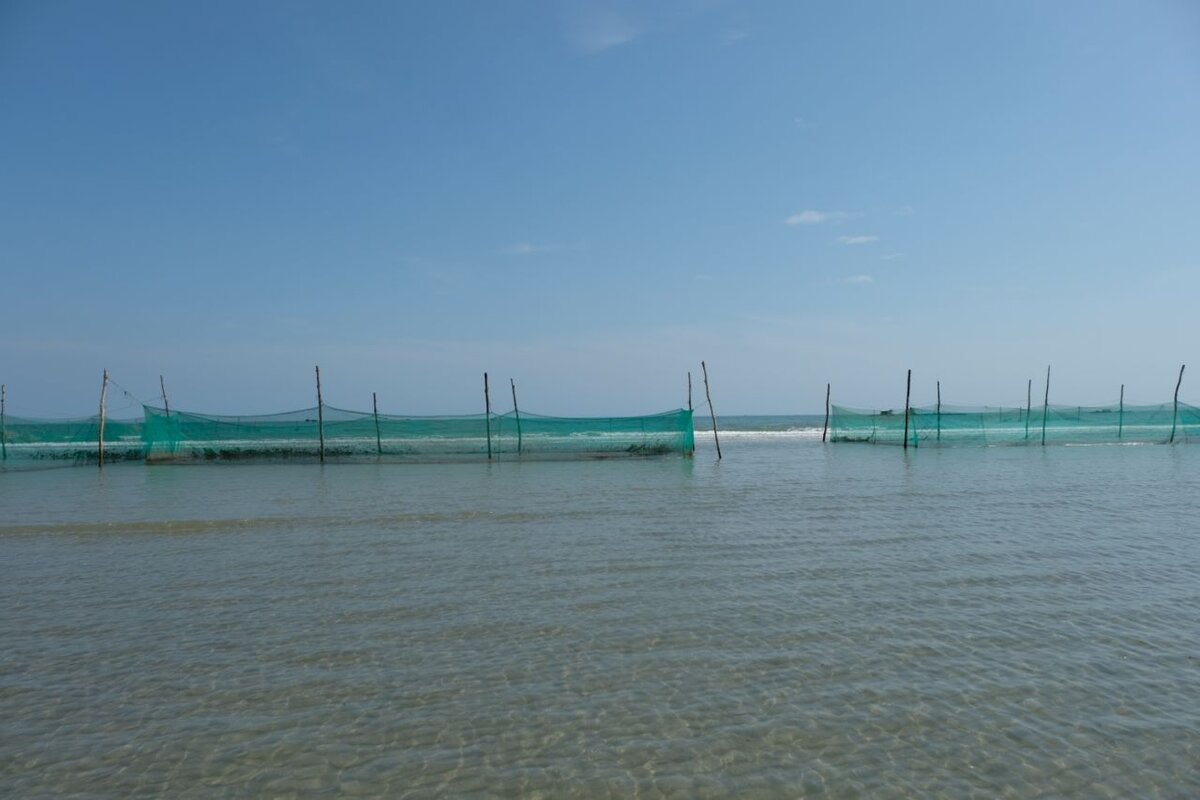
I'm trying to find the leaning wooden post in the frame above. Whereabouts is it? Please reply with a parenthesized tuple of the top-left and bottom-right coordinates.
(1041, 365, 1051, 446)
(1169, 364, 1186, 444)
(510, 379, 522, 455)
(315, 365, 325, 463)
(688, 372, 693, 412)
(484, 372, 492, 460)
(1118, 384, 1125, 440)
(98, 369, 109, 468)
(903, 369, 912, 450)
(701, 361, 721, 460)
(936, 380, 942, 442)
(373, 391, 382, 455)
(1, 384, 7, 461)
(822, 382, 830, 443)
(159, 374, 170, 417)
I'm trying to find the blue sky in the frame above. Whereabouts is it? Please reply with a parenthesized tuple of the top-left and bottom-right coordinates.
(2, 0, 1198, 416)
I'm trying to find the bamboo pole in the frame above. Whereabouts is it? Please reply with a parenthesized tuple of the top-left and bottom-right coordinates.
(484, 372, 492, 460)
(510, 378, 522, 455)
(1118, 384, 1124, 440)
(1170, 364, 1186, 444)
(160, 374, 170, 417)
(701, 361, 721, 460)
(822, 382, 830, 443)
(936, 380, 941, 442)
(315, 365, 325, 463)
(98, 369, 109, 468)
(1025, 379, 1032, 441)
(1, 384, 6, 461)
(903, 369, 912, 450)
(1041, 365, 1051, 446)
(688, 372, 693, 412)
(373, 392, 382, 455)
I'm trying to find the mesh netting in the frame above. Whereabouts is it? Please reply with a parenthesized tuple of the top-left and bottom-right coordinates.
(0, 415, 145, 465)
(141, 405, 694, 461)
(830, 402, 1199, 447)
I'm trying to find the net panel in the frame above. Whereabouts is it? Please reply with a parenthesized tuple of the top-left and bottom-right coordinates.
(830, 402, 1198, 447)
(142, 405, 694, 461)
(0, 415, 145, 466)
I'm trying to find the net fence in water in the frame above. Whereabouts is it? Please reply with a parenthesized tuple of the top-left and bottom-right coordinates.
(0, 415, 145, 465)
(830, 402, 1200, 447)
(142, 405, 695, 461)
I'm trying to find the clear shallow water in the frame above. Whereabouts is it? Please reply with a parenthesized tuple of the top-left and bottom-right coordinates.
(2, 431, 1199, 797)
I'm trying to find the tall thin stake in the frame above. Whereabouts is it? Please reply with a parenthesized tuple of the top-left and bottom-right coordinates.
(936, 380, 942, 442)
(1118, 384, 1124, 440)
(688, 372, 693, 412)
(160, 375, 170, 417)
(701, 361, 721, 460)
(373, 391, 382, 455)
(98, 369, 109, 468)
(1041, 365, 1051, 446)
(903, 369, 912, 450)
(1025, 379, 1032, 441)
(1170, 364, 1186, 443)
(484, 372, 492, 460)
(1, 384, 7, 461)
(822, 382, 830, 443)
(510, 379, 522, 455)
(315, 365, 325, 463)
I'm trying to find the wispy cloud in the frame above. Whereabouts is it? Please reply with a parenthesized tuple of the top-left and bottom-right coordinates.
(721, 28, 750, 46)
(881, 252, 904, 261)
(837, 235, 879, 245)
(785, 209, 847, 226)
(568, 10, 642, 53)
(498, 241, 585, 256)
(894, 204, 916, 216)
(499, 242, 553, 255)
(793, 116, 816, 131)
(844, 274, 874, 285)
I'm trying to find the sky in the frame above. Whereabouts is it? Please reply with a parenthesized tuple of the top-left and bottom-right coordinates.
(2, 0, 1199, 416)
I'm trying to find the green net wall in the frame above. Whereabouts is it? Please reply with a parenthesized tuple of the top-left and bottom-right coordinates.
(142, 405, 694, 461)
(830, 402, 1200, 447)
(0, 415, 145, 466)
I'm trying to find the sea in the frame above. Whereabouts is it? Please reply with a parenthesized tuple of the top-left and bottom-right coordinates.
(2, 415, 1198, 798)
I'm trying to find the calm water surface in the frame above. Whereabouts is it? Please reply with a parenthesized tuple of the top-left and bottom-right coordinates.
(2, 431, 1199, 797)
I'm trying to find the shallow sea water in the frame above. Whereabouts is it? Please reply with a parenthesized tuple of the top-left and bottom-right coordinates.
(2, 430, 1199, 797)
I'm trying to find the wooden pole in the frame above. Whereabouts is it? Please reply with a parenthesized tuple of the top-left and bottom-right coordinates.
(1170, 364, 1186, 443)
(822, 382, 830, 443)
(1118, 384, 1124, 440)
(903, 369, 912, 450)
(98, 369, 109, 468)
(701, 361, 721, 460)
(936, 380, 941, 442)
(688, 372, 693, 412)
(1041, 365, 1050, 446)
(1, 384, 7, 461)
(315, 365, 325, 463)
(484, 372, 492, 460)
(510, 378, 522, 455)
(373, 391, 382, 455)
(1025, 379, 1032, 441)
(160, 374, 170, 417)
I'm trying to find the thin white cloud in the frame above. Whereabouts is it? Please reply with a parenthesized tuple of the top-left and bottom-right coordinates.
(785, 210, 847, 226)
(793, 116, 816, 131)
(881, 252, 904, 261)
(837, 235, 879, 245)
(569, 10, 642, 53)
(844, 275, 874, 285)
(721, 29, 750, 46)
(499, 242, 553, 255)
(894, 204, 916, 216)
